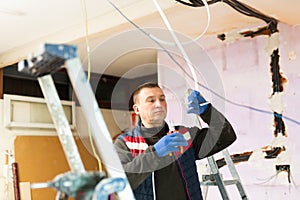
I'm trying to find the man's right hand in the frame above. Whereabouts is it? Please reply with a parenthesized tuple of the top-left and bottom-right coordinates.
(154, 133, 188, 157)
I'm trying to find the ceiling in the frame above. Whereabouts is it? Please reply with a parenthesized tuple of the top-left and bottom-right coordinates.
(1, 0, 300, 78)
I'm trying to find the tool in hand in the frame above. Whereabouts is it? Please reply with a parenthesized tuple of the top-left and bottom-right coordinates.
(168, 121, 184, 156)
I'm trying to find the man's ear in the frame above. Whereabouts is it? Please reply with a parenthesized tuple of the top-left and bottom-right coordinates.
(133, 104, 140, 115)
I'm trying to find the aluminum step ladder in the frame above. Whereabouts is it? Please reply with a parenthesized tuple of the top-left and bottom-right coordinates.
(201, 149, 248, 200)
(18, 43, 135, 200)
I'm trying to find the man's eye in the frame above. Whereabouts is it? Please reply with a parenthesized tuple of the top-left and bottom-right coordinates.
(160, 98, 165, 102)
(146, 98, 155, 103)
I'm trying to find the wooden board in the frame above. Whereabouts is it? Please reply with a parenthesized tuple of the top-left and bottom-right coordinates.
(14, 136, 100, 199)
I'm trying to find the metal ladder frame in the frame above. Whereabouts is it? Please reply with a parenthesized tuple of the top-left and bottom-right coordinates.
(18, 43, 135, 200)
(201, 149, 248, 200)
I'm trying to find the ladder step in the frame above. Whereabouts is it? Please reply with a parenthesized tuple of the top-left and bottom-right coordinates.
(201, 150, 248, 200)
(201, 179, 239, 186)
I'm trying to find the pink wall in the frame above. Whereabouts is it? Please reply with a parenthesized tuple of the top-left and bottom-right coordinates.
(158, 23, 300, 199)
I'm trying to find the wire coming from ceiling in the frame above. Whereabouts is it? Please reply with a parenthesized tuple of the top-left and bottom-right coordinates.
(105, 0, 300, 127)
(174, 0, 277, 26)
(104, 0, 299, 188)
(80, 0, 92, 81)
(151, 0, 211, 46)
(176, 0, 295, 177)
(152, 0, 202, 90)
(79, 0, 103, 173)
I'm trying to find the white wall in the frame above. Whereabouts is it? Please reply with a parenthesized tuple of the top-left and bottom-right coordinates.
(158, 23, 300, 200)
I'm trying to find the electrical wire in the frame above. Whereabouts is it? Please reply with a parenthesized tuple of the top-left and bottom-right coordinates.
(107, 2, 299, 197)
(79, 0, 103, 172)
(106, 0, 300, 127)
(152, 0, 199, 90)
(88, 124, 103, 172)
(255, 171, 281, 185)
(175, 0, 278, 25)
(174, 0, 219, 8)
(80, 0, 92, 81)
(106, 2, 299, 197)
(200, 83, 300, 126)
(251, 167, 299, 195)
(109, 0, 210, 48)
(151, 0, 210, 131)
(106, 0, 194, 80)
(254, 168, 296, 187)
(152, 0, 211, 46)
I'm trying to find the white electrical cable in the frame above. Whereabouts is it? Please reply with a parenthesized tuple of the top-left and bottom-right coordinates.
(152, 0, 211, 130)
(80, 0, 92, 80)
(151, 0, 211, 47)
(152, 0, 204, 90)
(106, 0, 205, 85)
(106, 0, 300, 127)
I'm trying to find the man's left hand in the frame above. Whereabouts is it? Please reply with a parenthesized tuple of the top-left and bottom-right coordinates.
(187, 90, 209, 115)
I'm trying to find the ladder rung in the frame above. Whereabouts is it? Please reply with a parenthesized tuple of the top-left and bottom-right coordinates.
(202, 151, 248, 200)
(201, 179, 239, 186)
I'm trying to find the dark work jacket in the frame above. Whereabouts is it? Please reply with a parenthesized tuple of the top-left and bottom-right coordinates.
(114, 105, 237, 200)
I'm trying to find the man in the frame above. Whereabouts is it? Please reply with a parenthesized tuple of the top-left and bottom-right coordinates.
(114, 82, 236, 200)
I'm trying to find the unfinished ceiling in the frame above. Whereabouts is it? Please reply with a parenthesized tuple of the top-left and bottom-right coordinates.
(1, 0, 299, 78)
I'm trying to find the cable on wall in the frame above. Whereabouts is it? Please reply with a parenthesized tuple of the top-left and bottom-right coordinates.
(107, 0, 299, 184)
(175, 0, 296, 185)
(106, 0, 300, 127)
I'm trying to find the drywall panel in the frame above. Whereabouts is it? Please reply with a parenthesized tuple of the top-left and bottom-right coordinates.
(158, 23, 300, 199)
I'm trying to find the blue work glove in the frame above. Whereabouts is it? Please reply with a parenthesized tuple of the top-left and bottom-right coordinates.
(187, 90, 208, 115)
(154, 133, 188, 157)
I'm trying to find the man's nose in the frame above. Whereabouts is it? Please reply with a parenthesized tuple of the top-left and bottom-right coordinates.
(154, 100, 162, 107)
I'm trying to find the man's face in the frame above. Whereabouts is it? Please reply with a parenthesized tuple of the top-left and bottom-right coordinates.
(133, 87, 167, 128)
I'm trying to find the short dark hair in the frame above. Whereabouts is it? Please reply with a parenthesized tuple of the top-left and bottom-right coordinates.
(132, 82, 161, 104)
